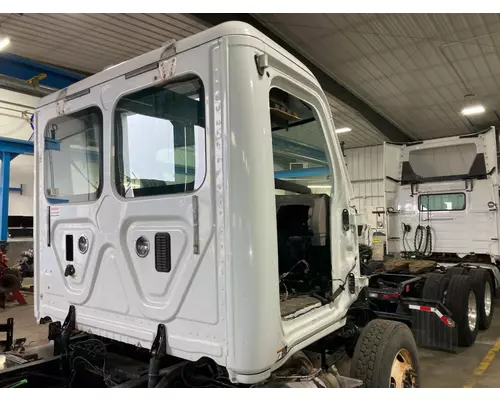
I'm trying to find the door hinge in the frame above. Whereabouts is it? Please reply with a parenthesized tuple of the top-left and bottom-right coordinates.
(158, 57, 177, 81)
(55, 100, 70, 115)
(192, 196, 200, 255)
(47, 206, 51, 247)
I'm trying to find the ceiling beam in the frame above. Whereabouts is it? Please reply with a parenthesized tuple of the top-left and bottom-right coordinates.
(190, 13, 413, 143)
(0, 53, 86, 90)
(0, 74, 55, 97)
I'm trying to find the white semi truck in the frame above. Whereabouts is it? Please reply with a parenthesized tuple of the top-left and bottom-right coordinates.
(374, 127, 500, 348)
(0, 22, 427, 388)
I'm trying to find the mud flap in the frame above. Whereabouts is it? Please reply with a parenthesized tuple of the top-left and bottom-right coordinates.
(408, 302, 458, 352)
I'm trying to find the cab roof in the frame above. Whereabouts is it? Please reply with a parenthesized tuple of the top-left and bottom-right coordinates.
(37, 21, 316, 108)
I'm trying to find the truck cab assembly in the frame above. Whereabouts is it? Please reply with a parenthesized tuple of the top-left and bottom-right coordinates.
(0, 21, 426, 388)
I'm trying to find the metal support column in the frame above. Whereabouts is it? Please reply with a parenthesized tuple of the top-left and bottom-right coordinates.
(0, 152, 11, 242)
(0, 137, 60, 243)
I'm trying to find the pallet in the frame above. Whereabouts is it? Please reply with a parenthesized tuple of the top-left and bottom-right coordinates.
(383, 259, 437, 274)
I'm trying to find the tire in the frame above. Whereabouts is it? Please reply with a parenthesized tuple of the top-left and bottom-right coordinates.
(350, 319, 420, 388)
(445, 275, 478, 346)
(445, 267, 467, 277)
(468, 269, 494, 330)
(422, 273, 450, 301)
(0, 268, 21, 294)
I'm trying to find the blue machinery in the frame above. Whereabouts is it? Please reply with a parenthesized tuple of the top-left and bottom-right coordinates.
(0, 53, 84, 90)
(0, 137, 60, 242)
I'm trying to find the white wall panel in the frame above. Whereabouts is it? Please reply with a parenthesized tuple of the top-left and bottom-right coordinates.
(344, 145, 384, 213)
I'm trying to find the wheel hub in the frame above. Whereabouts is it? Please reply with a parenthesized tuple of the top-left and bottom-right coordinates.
(468, 290, 477, 331)
(390, 349, 417, 388)
(484, 281, 492, 318)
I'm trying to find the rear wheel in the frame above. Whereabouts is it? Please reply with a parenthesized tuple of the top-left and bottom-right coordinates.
(445, 266, 467, 277)
(422, 273, 450, 301)
(350, 319, 420, 388)
(445, 275, 478, 346)
(468, 269, 494, 330)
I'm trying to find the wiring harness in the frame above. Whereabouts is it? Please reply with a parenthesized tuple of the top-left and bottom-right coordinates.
(401, 222, 433, 258)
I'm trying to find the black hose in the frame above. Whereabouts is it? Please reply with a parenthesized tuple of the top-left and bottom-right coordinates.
(402, 223, 433, 259)
(414, 225, 425, 253)
(113, 375, 149, 388)
(148, 357, 161, 388)
(155, 362, 188, 388)
(425, 225, 433, 256)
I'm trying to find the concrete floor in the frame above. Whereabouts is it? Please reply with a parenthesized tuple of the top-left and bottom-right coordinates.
(0, 291, 48, 349)
(419, 298, 500, 388)
(1, 293, 500, 387)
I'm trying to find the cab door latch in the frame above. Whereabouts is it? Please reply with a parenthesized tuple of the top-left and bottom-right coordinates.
(64, 264, 75, 277)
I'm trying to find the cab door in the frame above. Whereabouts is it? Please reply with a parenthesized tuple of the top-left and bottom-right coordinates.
(267, 73, 359, 295)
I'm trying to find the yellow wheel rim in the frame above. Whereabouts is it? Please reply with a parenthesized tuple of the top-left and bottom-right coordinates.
(390, 348, 417, 388)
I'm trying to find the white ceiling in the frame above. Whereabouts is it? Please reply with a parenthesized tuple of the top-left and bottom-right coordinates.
(254, 13, 500, 141)
(0, 13, 208, 73)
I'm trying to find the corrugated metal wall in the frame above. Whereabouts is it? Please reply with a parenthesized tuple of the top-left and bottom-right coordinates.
(344, 145, 384, 212)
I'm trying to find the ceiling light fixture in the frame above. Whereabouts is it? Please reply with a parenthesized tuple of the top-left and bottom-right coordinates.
(335, 127, 352, 134)
(461, 93, 485, 116)
(0, 37, 10, 51)
(461, 105, 485, 116)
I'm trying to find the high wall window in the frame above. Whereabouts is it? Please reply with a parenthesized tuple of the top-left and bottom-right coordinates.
(44, 107, 102, 203)
(114, 76, 205, 198)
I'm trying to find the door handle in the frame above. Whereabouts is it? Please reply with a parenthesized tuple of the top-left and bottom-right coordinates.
(342, 209, 350, 231)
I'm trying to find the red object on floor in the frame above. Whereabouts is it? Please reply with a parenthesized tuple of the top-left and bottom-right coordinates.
(7, 290, 26, 306)
(0, 253, 8, 266)
(0, 247, 25, 307)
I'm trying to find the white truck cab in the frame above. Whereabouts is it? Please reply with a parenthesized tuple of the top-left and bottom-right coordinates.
(34, 22, 417, 388)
